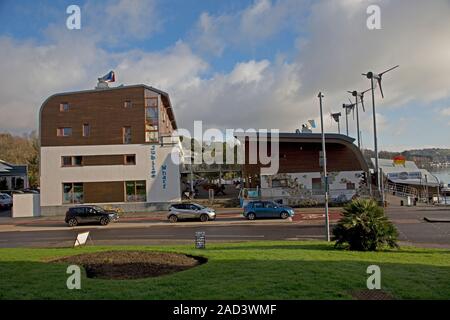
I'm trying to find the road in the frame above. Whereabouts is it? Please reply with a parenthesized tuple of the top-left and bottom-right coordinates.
(0, 205, 449, 248)
(0, 222, 328, 247)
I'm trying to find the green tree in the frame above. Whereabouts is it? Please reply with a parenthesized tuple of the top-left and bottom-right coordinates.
(333, 199, 399, 251)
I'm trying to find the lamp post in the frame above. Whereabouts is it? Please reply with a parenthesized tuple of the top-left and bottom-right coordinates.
(318, 92, 330, 242)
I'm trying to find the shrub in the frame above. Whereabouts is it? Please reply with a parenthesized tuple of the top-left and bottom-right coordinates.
(333, 199, 399, 251)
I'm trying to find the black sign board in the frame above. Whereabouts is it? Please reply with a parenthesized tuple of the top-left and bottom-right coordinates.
(195, 231, 206, 249)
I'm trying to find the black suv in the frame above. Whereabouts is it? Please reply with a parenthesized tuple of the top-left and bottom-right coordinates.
(65, 206, 119, 227)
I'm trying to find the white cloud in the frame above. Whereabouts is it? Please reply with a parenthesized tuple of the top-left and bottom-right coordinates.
(192, 0, 307, 55)
(296, 0, 450, 106)
(83, 0, 162, 44)
(440, 108, 450, 117)
(115, 41, 208, 90)
(0, 35, 108, 134)
(229, 60, 270, 84)
(171, 59, 304, 132)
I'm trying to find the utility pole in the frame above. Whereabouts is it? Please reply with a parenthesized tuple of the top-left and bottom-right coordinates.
(318, 92, 330, 242)
(380, 167, 385, 205)
(190, 162, 194, 197)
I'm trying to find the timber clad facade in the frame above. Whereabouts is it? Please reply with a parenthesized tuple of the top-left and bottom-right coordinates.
(41, 87, 176, 147)
(239, 133, 369, 205)
(39, 85, 181, 216)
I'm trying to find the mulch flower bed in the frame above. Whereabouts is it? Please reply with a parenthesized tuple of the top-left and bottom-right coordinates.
(52, 250, 207, 280)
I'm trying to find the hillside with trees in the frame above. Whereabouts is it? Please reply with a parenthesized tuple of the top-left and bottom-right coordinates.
(0, 132, 39, 187)
(363, 148, 450, 168)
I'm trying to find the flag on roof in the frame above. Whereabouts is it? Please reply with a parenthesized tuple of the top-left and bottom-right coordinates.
(98, 71, 115, 82)
(393, 155, 406, 166)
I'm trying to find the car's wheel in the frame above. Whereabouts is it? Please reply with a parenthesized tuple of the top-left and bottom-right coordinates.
(169, 215, 178, 223)
(247, 212, 256, 220)
(280, 211, 289, 219)
(200, 214, 209, 222)
(100, 217, 109, 226)
(67, 218, 78, 227)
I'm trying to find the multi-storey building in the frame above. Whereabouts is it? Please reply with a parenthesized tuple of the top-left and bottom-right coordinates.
(39, 84, 181, 216)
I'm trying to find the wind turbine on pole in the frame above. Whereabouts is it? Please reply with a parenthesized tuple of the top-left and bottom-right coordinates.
(347, 88, 371, 149)
(331, 112, 342, 134)
(363, 65, 399, 200)
(342, 102, 356, 136)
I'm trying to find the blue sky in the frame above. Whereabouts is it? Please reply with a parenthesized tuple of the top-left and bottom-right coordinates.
(1, 0, 450, 151)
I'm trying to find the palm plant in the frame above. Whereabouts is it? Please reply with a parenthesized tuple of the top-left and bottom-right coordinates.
(333, 199, 399, 251)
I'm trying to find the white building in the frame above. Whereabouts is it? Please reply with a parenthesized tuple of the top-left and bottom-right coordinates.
(39, 84, 181, 216)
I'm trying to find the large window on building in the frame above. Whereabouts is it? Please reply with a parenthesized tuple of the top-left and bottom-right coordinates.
(57, 127, 72, 137)
(62, 183, 84, 204)
(123, 126, 131, 144)
(82, 123, 90, 137)
(145, 97, 159, 143)
(124, 154, 136, 165)
(312, 178, 322, 191)
(59, 102, 69, 112)
(272, 178, 288, 188)
(61, 156, 82, 167)
(346, 182, 356, 190)
(124, 100, 132, 108)
(125, 181, 146, 202)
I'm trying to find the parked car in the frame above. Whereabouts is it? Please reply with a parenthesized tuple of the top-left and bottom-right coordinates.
(243, 201, 295, 220)
(23, 188, 40, 194)
(168, 203, 216, 223)
(65, 205, 119, 227)
(2, 190, 23, 197)
(0, 193, 12, 209)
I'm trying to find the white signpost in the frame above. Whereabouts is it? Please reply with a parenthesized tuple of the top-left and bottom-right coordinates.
(73, 231, 92, 247)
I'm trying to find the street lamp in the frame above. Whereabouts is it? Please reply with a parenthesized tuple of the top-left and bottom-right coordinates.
(318, 92, 330, 242)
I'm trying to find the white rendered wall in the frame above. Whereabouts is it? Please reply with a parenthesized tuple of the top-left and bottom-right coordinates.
(13, 193, 41, 217)
(40, 144, 181, 206)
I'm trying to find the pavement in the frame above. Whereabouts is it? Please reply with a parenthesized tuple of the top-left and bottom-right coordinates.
(0, 204, 449, 248)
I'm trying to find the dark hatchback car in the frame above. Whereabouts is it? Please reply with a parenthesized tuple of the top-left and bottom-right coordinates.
(65, 205, 119, 227)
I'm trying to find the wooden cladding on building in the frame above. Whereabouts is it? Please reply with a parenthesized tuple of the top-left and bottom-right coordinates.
(61, 154, 135, 166)
(41, 87, 145, 146)
(83, 181, 124, 203)
(243, 138, 368, 177)
(82, 155, 133, 166)
(40, 85, 176, 147)
(275, 142, 363, 173)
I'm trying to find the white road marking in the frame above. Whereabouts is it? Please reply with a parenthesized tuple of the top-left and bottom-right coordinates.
(207, 235, 265, 238)
(112, 234, 176, 239)
(295, 235, 326, 238)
